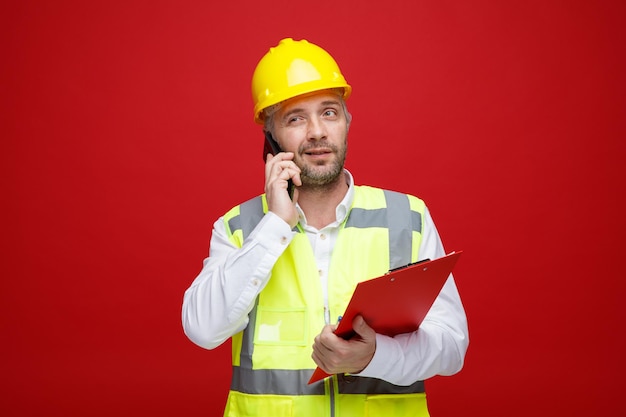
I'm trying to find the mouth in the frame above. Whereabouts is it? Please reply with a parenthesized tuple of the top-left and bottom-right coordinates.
(303, 147, 333, 157)
(303, 149, 333, 164)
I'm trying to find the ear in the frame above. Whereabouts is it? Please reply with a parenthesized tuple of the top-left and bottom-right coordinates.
(345, 111, 352, 128)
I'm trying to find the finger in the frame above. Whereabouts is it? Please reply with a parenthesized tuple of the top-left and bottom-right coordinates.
(265, 151, 291, 172)
(311, 350, 328, 371)
(274, 159, 300, 175)
(292, 171, 302, 187)
(352, 315, 375, 340)
(264, 153, 274, 178)
(269, 162, 298, 184)
(311, 344, 335, 372)
(313, 326, 338, 352)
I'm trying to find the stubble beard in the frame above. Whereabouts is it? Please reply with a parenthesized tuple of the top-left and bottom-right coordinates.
(296, 141, 348, 188)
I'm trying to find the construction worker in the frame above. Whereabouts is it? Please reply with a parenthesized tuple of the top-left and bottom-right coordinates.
(182, 37, 469, 417)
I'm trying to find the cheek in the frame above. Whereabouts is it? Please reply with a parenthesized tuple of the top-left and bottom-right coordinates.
(332, 127, 348, 147)
(281, 132, 306, 153)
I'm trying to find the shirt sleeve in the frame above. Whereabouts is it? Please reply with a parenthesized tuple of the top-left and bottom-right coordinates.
(355, 207, 469, 385)
(181, 211, 296, 349)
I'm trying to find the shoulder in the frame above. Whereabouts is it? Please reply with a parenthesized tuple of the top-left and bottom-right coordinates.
(354, 185, 426, 212)
(222, 194, 267, 240)
(223, 194, 267, 218)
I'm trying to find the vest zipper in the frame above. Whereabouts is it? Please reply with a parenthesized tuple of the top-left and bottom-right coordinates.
(329, 375, 336, 417)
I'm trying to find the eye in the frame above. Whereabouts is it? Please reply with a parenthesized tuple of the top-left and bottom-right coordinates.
(284, 114, 304, 125)
(323, 109, 338, 118)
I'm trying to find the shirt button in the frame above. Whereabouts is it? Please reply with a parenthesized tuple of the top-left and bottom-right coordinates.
(252, 279, 260, 286)
(280, 236, 288, 245)
(320, 233, 327, 240)
(318, 269, 323, 276)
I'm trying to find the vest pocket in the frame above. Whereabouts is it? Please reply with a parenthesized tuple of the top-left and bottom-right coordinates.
(227, 392, 293, 417)
(254, 307, 307, 346)
(364, 393, 429, 417)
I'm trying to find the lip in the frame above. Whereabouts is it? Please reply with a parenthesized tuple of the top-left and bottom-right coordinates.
(304, 148, 332, 156)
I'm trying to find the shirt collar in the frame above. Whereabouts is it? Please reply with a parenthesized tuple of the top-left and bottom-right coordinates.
(296, 169, 355, 228)
(336, 169, 355, 224)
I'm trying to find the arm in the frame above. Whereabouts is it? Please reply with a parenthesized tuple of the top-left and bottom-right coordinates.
(357, 207, 469, 385)
(181, 151, 302, 349)
(311, 207, 469, 385)
(181, 212, 295, 349)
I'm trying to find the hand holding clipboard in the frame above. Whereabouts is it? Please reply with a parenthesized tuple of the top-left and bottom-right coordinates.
(308, 251, 463, 384)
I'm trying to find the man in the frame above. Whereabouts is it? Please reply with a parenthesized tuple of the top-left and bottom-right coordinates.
(182, 38, 468, 417)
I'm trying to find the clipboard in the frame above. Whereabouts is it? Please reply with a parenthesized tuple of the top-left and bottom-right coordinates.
(308, 250, 463, 384)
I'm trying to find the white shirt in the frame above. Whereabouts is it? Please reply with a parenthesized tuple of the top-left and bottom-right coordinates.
(182, 171, 469, 386)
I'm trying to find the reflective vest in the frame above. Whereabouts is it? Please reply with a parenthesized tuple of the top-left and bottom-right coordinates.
(222, 186, 429, 417)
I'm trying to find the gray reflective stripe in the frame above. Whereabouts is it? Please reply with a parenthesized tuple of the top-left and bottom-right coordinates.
(344, 190, 422, 269)
(337, 374, 425, 394)
(226, 196, 264, 241)
(230, 197, 265, 370)
(230, 367, 424, 395)
(232, 192, 422, 245)
(239, 297, 258, 370)
(231, 196, 298, 240)
(227, 216, 241, 236)
(412, 210, 422, 234)
(385, 190, 414, 269)
(344, 208, 387, 228)
(229, 189, 426, 397)
(231, 367, 325, 395)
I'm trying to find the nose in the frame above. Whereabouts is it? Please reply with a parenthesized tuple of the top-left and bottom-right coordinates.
(307, 116, 327, 141)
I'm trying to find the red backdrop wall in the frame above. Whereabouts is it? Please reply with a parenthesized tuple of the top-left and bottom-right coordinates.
(3, 1, 625, 416)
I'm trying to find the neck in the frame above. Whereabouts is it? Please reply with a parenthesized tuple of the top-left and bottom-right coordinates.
(297, 172, 349, 229)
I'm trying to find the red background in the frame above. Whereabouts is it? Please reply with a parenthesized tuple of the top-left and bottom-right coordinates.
(2, 1, 625, 416)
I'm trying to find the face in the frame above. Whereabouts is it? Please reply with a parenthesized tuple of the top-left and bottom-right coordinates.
(272, 91, 349, 187)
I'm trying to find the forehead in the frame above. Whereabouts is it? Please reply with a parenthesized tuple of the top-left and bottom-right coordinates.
(278, 90, 343, 114)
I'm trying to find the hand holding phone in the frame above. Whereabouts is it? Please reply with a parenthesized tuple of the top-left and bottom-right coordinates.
(263, 131, 295, 200)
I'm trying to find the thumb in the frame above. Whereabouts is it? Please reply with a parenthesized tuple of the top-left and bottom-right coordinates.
(352, 315, 375, 340)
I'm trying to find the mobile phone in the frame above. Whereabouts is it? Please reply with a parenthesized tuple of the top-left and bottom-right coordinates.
(263, 131, 294, 199)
